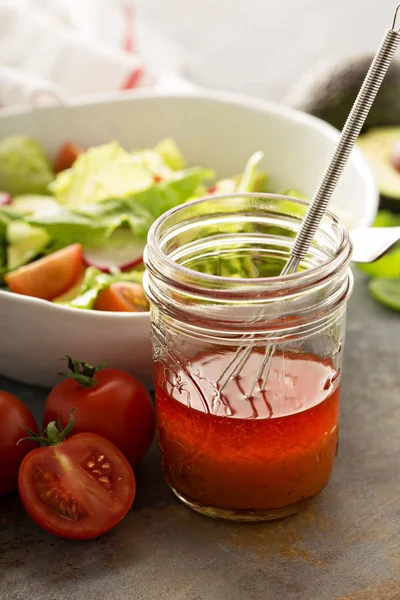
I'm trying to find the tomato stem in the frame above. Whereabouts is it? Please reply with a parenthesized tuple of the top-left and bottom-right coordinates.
(57, 356, 106, 388)
(18, 408, 77, 446)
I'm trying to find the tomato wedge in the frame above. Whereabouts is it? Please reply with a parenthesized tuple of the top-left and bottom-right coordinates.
(5, 244, 83, 301)
(18, 432, 135, 540)
(94, 282, 149, 312)
(55, 142, 83, 173)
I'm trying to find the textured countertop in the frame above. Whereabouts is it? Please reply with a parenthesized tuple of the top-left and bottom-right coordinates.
(2, 2, 400, 598)
(1, 274, 400, 600)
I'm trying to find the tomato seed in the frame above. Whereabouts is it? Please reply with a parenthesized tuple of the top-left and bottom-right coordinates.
(99, 476, 110, 485)
(97, 455, 105, 463)
(87, 461, 95, 469)
(102, 463, 110, 470)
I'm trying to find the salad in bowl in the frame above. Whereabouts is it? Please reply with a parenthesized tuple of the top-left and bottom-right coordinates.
(0, 91, 377, 388)
(0, 135, 303, 313)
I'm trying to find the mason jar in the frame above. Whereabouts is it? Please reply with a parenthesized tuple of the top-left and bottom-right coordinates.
(143, 193, 353, 522)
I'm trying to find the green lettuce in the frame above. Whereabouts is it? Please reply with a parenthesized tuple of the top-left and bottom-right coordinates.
(130, 149, 173, 179)
(209, 152, 268, 197)
(358, 246, 400, 279)
(49, 140, 214, 220)
(155, 138, 186, 171)
(50, 142, 154, 206)
(26, 201, 152, 250)
(373, 210, 400, 228)
(357, 210, 400, 278)
(129, 167, 215, 219)
(237, 151, 265, 193)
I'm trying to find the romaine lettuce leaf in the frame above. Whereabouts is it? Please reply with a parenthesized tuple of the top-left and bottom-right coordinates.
(213, 179, 237, 194)
(210, 152, 267, 196)
(26, 201, 152, 250)
(50, 142, 154, 206)
(373, 210, 400, 228)
(129, 167, 215, 219)
(49, 140, 214, 221)
(27, 208, 110, 248)
(155, 138, 186, 171)
(358, 246, 400, 278)
(130, 149, 173, 179)
(237, 151, 265, 193)
(283, 189, 307, 199)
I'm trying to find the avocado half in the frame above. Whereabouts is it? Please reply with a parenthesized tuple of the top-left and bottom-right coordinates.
(285, 54, 400, 131)
(286, 54, 400, 209)
(358, 127, 400, 210)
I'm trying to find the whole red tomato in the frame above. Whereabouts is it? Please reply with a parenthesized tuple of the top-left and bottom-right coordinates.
(43, 358, 155, 466)
(19, 416, 135, 540)
(0, 391, 39, 495)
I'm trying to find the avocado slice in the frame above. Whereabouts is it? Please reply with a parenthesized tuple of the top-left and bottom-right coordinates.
(0, 136, 54, 196)
(286, 55, 400, 132)
(7, 221, 51, 271)
(358, 127, 400, 208)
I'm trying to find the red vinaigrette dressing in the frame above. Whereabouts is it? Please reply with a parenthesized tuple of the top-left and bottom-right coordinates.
(155, 350, 340, 514)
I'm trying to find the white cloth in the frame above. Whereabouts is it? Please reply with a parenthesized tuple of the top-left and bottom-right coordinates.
(0, 0, 187, 109)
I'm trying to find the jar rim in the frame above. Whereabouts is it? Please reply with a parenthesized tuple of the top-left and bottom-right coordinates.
(145, 193, 352, 297)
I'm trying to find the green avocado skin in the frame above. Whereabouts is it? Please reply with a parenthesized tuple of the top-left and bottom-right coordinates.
(0, 136, 54, 196)
(287, 55, 400, 210)
(380, 195, 400, 210)
(286, 55, 400, 132)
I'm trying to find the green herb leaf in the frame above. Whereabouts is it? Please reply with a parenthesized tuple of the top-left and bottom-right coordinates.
(368, 278, 400, 312)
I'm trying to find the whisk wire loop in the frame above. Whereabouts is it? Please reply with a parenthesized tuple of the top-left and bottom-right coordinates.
(217, 9, 400, 397)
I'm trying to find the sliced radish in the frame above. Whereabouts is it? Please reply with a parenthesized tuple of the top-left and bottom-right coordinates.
(11, 195, 59, 216)
(0, 192, 12, 206)
(83, 228, 146, 273)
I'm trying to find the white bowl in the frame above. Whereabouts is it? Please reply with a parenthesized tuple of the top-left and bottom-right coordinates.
(0, 89, 378, 388)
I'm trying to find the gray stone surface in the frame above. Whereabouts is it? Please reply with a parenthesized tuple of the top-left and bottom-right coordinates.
(1, 271, 399, 600)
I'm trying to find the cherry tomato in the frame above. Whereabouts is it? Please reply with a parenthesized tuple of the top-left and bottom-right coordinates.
(5, 244, 83, 301)
(55, 142, 83, 173)
(94, 282, 149, 312)
(43, 359, 155, 466)
(18, 432, 135, 540)
(0, 391, 39, 495)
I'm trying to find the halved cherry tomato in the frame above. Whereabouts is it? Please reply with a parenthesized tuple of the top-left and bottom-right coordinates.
(5, 244, 83, 300)
(18, 432, 135, 540)
(55, 142, 83, 173)
(0, 391, 39, 495)
(43, 358, 155, 466)
(94, 282, 149, 312)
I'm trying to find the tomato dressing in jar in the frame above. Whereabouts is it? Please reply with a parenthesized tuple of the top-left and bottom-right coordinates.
(144, 193, 353, 521)
(155, 351, 340, 519)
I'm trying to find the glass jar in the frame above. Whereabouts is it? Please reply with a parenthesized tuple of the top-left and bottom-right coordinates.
(144, 193, 353, 522)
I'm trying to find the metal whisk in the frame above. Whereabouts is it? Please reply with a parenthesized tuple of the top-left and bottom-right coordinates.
(218, 4, 400, 398)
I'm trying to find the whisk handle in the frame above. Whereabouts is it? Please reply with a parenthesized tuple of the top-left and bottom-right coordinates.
(287, 27, 400, 271)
